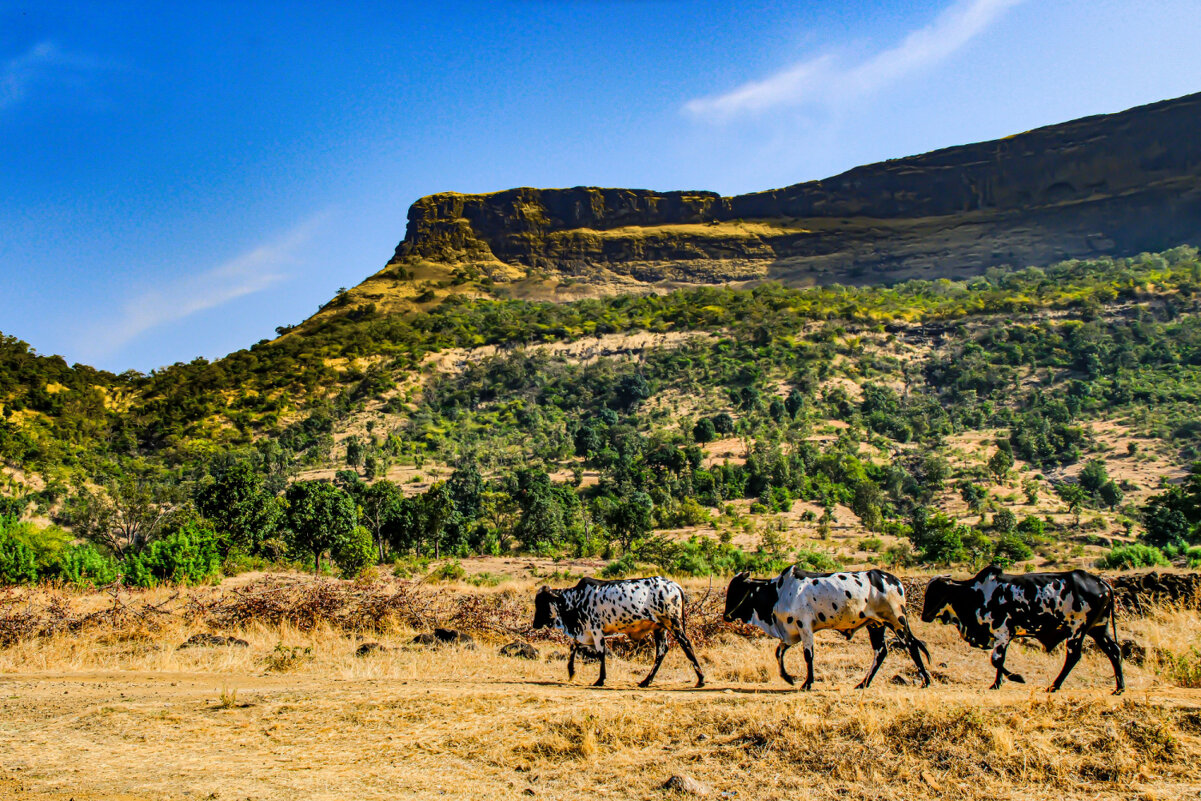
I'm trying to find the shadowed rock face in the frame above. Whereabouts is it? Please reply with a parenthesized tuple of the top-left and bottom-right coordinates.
(394, 92, 1201, 286)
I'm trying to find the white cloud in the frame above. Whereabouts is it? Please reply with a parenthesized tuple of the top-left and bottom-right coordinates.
(79, 214, 327, 361)
(684, 0, 1025, 120)
(0, 40, 102, 111)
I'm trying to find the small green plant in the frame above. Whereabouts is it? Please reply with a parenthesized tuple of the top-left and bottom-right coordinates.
(1157, 647, 1201, 688)
(392, 554, 430, 578)
(426, 560, 466, 582)
(262, 644, 313, 673)
(1095, 543, 1170, 570)
(464, 571, 507, 587)
(794, 548, 838, 572)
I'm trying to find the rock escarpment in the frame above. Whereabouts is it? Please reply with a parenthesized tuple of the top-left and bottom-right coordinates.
(393, 92, 1201, 287)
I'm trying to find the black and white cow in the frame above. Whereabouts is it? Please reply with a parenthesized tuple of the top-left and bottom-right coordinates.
(723, 566, 930, 690)
(921, 565, 1124, 694)
(532, 576, 705, 688)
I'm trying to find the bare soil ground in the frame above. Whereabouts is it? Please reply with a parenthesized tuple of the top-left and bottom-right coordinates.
(0, 577, 1199, 800)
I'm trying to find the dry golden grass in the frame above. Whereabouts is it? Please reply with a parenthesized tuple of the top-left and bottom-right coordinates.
(0, 579, 1199, 800)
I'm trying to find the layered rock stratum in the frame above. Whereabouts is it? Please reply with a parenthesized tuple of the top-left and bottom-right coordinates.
(312, 92, 1201, 324)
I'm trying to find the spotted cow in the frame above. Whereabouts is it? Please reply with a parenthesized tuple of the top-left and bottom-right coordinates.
(921, 565, 1124, 694)
(532, 576, 704, 688)
(723, 567, 930, 690)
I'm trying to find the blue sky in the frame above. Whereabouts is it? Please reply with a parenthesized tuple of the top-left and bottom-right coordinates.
(3, 0, 1200, 373)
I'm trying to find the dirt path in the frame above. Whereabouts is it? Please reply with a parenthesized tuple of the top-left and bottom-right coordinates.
(1, 664, 1200, 801)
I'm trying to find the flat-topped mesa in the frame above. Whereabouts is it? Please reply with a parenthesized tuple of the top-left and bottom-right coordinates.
(392, 91, 1201, 285)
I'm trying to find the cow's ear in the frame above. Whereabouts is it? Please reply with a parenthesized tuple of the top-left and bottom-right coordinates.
(734, 571, 749, 580)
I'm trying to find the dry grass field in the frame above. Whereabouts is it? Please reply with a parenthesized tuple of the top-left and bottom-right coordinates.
(0, 575, 1199, 801)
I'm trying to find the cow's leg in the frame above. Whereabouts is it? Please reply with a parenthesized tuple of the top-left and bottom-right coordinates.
(567, 643, 577, 681)
(856, 624, 888, 689)
(667, 618, 705, 688)
(593, 633, 607, 687)
(989, 631, 1024, 689)
(1048, 635, 1085, 693)
(775, 641, 795, 685)
(799, 626, 816, 691)
(898, 616, 932, 688)
(1089, 627, 1126, 696)
(639, 628, 669, 688)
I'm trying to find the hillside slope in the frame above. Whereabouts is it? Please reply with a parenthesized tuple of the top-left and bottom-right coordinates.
(307, 92, 1201, 326)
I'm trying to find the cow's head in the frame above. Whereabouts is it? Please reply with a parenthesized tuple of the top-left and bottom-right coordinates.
(920, 576, 960, 624)
(724, 571, 773, 624)
(532, 586, 563, 630)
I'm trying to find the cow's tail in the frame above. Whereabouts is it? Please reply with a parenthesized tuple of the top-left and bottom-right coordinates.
(1101, 576, 1120, 644)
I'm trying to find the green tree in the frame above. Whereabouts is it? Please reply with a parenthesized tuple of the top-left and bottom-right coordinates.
(959, 482, 988, 513)
(285, 481, 357, 572)
(992, 507, 1017, 533)
(1099, 480, 1123, 511)
(421, 481, 460, 559)
(1057, 483, 1088, 528)
(194, 462, 282, 556)
(514, 471, 565, 552)
(345, 436, 364, 468)
(1078, 459, 1110, 497)
(356, 480, 405, 561)
(603, 491, 654, 553)
(331, 525, 376, 578)
(693, 417, 716, 444)
(712, 412, 735, 435)
(908, 507, 967, 564)
(67, 478, 186, 560)
(987, 447, 1014, 482)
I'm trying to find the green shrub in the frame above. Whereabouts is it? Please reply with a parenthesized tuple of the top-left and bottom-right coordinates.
(992, 533, 1034, 567)
(1157, 647, 1201, 688)
(0, 528, 37, 584)
(332, 525, 376, 578)
(465, 571, 507, 587)
(54, 544, 118, 586)
(122, 521, 221, 588)
(1095, 543, 1170, 570)
(600, 553, 640, 578)
(794, 548, 838, 572)
(427, 560, 466, 582)
(392, 554, 430, 578)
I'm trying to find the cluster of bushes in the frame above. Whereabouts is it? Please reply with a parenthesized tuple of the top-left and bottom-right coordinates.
(0, 515, 220, 587)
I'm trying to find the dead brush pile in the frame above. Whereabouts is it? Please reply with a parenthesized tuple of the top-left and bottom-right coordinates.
(0, 575, 750, 650)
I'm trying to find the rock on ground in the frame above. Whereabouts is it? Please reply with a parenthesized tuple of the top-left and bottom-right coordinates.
(411, 628, 475, 648)
(663, 774, 711, 796)
(499, 640, 539, 659)
(178, 634, 249, 650)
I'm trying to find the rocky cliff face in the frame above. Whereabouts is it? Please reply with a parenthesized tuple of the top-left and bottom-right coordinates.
(392, 92, 1201, 287)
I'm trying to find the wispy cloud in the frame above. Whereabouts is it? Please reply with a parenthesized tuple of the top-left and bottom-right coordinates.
(79, 214, 327, 362)
(0, 40, 105, 112)
(684, 0, 1025, 120)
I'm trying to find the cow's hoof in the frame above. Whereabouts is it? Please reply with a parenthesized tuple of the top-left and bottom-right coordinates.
(593, 680, 605, 688)
(638, 679, 652, 689)
(780, 674, 796, 686)
(1046, 685, 1060, 694)
(989, 682, 1003, 690)
(919, 676, 932, 689)
(800, 683, 813, 692)
(854, 681, 868, 690)
(1009, 674, 1026, 684)
(1112, 687, 1125, 696)
(694, 678, 705, 689)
